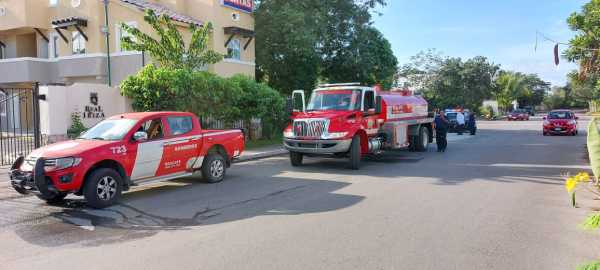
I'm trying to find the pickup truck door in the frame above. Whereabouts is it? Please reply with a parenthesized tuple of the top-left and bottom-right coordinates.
(130, 117, 168, 181)
(156, 116, 203, 177)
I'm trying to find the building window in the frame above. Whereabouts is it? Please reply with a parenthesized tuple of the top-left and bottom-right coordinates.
(72, 31, 85, 55)
(49, 33, 59, 58)
(226, 39, 241, 60)
(49, 0, 58, 7)
(116, 21, 138, 52)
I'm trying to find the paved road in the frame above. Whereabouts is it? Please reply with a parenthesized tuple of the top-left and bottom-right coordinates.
(0, 118, 598, 269)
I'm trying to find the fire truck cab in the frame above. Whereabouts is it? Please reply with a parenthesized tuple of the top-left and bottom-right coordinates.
(283, 83, 434, 170)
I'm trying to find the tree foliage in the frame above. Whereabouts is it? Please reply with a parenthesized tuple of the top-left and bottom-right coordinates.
(121, 9, 223, 70)
(400, 52, 499, 112)
(255, 0, 397, 94)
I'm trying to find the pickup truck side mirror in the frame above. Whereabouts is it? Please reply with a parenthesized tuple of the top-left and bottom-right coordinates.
(133, 131, 148, 142)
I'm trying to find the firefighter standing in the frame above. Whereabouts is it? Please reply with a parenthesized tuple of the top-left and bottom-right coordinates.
(434, 111, 449, 152)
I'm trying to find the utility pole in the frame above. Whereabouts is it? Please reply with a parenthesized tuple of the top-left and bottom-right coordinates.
(102, 0, 112, 87)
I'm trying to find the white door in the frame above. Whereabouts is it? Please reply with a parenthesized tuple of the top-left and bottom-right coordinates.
(130, 118, 166, 181)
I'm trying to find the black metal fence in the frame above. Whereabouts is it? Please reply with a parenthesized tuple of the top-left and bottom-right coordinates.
(0, 86, 41, 165)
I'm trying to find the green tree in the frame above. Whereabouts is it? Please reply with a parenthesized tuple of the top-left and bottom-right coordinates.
(401, 53, 498, 112)
(255, 0, 391, 93)
(321, 26, 398, 89)
(565, 0, 600, 111)
(494, 71, 528, 111)
(255, 0, 321, 94)
(121, 9, 223, 70)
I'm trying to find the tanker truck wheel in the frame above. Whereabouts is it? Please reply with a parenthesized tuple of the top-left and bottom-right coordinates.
(349, 135, 361, 170)
(414, 126, 429, 152)
(290, 152, 303, 167)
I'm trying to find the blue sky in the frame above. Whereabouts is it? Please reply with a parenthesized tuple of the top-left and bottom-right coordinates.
(373, 0, 588, 86)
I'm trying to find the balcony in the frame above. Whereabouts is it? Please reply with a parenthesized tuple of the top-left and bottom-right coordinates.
(0, 0, 50, 31)
(0, 52, 145, 85)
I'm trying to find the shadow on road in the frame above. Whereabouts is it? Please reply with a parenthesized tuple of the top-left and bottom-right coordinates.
(13, 160, 364, 247)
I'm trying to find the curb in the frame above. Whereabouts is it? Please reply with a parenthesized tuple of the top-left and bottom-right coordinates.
(234, 149, 288, 163)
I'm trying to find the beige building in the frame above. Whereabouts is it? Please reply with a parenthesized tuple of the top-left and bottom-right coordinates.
(0, 0, 255, 142)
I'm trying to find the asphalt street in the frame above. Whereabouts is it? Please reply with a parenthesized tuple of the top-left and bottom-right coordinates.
(0, 117, 599, 270)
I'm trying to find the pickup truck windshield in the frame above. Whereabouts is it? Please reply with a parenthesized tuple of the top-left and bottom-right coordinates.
(307, 90, 362, 111)
(78, 119, 138, 141)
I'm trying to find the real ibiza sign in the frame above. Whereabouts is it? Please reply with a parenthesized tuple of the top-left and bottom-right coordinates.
(222, 0, 253, 13)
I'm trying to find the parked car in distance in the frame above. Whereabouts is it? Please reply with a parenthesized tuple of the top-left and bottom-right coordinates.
(522, 106, 535, 116)
(543, 110, 578, 136)
(508, 109, 530, 121)
(9, 112, 245, 208)
(444, 109, 471, 133)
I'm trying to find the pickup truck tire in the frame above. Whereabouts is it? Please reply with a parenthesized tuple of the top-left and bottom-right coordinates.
(290, 152, 303, 167)
(349, 135, 361, 170)
(202, 153, 226, 183)
(36, 193, 68, 205)
(83, 168, 123, 209)
(414, 126, 429, 152)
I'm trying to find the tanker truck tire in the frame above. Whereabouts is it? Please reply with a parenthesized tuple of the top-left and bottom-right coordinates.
(290, 152, 303, 167)
(349, 135, 361, 170)
(414, 126, 429, 152)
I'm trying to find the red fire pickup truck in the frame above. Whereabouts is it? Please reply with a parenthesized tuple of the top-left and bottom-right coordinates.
(284, 83, 434, 170)
(10, 112, 245, 208)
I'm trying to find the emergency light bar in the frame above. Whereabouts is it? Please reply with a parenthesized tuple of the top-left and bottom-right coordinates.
(318, 83, 362, 88)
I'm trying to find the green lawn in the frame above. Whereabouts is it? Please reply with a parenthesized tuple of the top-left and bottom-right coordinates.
(245, 136, 283, 150)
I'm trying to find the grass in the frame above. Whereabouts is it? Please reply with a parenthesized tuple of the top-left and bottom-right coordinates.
(245, 135, 283, 150)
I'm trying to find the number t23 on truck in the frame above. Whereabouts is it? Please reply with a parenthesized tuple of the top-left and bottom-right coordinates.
(9, 112, 244, 208)
(283, 83, 434, 170)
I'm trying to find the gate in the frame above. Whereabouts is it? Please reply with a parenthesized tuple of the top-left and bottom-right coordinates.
(0, 84, 41, 166)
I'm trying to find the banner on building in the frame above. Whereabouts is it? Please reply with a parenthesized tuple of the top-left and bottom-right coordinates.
(222, 0, 253, 13)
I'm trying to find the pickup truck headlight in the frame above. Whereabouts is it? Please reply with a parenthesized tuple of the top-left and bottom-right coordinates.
(45, 157, 82, 172)
(322, 132, 348, 140)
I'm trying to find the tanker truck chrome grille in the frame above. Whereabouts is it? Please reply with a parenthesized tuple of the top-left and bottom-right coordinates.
(293, 119, 329, 138)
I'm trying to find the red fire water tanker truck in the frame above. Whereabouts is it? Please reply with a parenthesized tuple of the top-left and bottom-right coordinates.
(283, 83, 435, 170)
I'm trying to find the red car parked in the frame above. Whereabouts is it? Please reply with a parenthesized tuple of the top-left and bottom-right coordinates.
(543, 110, 578, 136)
(508, 109, 530, 121)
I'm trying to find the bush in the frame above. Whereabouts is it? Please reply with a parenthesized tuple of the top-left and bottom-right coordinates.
(67, 112, 87, 139)
(120, 65, 286, 139)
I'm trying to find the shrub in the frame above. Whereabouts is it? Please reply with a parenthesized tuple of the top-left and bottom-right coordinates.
(67, 112, 87, 139)
(120, 66, 286, 139)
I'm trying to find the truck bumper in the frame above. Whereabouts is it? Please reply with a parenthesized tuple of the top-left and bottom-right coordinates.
(9, 157, 60, 196)
(284, 138, 352, 154)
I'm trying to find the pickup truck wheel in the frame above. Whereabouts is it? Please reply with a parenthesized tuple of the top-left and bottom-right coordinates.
(83, 168, 123, 209)
(290, 152, 303, 166)
(202, 153, 226, 183)
(349, 135, 361, 170)
(414, 127, 429, 152)
(36, 193, 67, 205)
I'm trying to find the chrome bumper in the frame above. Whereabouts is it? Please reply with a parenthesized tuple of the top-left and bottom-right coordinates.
(284, 138, 352, 154)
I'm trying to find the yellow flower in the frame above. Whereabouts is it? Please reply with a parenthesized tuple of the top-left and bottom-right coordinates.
(566, 178, 578, 193)
(576, 172, 591, 183)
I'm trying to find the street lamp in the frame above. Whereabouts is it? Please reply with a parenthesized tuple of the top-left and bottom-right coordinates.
(102, 0, 112, 86)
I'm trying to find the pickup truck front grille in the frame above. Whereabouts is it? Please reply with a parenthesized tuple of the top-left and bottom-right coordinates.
(293, 119, 328, 138)
(25, 157, 56, 167)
